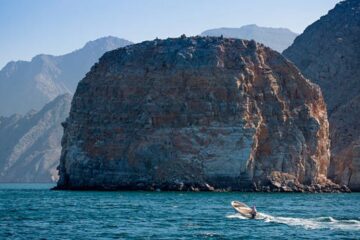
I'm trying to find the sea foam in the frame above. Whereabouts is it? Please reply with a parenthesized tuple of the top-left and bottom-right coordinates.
(226, 213, 360, 231)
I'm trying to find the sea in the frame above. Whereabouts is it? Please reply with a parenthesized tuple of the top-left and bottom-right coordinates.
(0, 184, 359, 239)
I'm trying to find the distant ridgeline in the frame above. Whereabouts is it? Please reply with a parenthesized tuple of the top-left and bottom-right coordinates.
(201, 24, 298, 53)
(0, 36, 132, 117)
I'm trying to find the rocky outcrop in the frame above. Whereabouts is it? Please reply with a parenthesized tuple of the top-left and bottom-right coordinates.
(283, 0, 360, 190)
(201, 24, 298, 52)
(0, 94, 71, 182)
(0, 36, 132, 116)
(56, 36, 337, 192)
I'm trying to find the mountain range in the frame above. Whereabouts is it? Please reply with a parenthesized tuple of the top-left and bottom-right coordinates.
(1, 6, 359, 190)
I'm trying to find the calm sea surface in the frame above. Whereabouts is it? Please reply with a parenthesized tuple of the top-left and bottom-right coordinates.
(0, 184, 359, 239)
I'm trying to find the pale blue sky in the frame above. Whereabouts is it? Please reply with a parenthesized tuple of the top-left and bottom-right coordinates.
(0, 0, 341, 69)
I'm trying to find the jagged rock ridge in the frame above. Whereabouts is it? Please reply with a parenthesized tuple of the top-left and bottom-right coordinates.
(283, 0, 360, 191)
(0, 36, 132, 116)
(0, 94, 71, 182)
(56, 36, 342, 192)
(201, 24, 298, 52)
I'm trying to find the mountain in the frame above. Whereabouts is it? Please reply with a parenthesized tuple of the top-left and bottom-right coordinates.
(0, 94, 71, 183)
(201, 24, 298, 52)
(0, 36, 132, 116)
(283, 0, 360, 190)
(55, 36, 344, 192)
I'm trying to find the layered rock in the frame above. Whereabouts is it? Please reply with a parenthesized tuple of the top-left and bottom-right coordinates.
(283, 0, 360, 190)
(0, 36, 132, 116)
(56, 36, 336, 192)
(201, 24, 298, 52)
(0, 94, 71, 182)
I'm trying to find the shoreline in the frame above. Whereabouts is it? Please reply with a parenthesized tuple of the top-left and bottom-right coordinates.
(51, 183, 352, 193)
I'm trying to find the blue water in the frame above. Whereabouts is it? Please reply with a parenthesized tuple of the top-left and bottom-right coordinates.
(1, 184, 359, 239)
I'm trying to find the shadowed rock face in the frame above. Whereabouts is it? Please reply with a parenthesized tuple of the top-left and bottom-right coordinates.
(328, 96, 360, 191)
(0, 94, 71, 182)
(56, 36, 334, 192)
(283, 0, 360, 191)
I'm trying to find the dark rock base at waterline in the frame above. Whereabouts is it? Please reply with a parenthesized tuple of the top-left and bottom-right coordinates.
(52, 182, 351, 193)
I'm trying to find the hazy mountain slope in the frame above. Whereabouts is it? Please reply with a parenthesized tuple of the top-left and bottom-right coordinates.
(0, 36, 132, 116)
(201, 24, 298, 52)
(0, 94, 71, 182)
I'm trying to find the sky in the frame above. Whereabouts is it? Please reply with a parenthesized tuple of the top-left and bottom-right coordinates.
(0, 0, 341, 69)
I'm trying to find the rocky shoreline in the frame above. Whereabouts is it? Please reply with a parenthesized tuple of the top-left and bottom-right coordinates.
(53, 170, 351, 193)
(52, 182, 351, 193)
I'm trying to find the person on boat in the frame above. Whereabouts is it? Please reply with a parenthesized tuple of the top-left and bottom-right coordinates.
(250, 205, 257, 219)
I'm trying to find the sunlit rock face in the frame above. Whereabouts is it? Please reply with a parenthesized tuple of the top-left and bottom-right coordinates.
(283, 0, 360, 191)
(56, 36, 335, 192)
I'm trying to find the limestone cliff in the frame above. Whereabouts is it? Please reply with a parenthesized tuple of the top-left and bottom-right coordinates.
(283, 0, 360, 190)
(56, 36, 339, 192)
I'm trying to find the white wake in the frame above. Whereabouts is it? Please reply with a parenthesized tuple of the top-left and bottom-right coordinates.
(226, 213, 360, 230)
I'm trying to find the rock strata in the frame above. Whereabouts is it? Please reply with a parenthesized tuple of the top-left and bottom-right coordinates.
(56, 36, 339, 192)
(283, 0, 360, 191)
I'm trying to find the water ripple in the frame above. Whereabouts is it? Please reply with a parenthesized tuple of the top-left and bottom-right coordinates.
(0, 184, 359, 239)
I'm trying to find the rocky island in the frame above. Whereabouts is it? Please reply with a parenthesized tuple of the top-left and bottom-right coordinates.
(55, 36, 346, 192)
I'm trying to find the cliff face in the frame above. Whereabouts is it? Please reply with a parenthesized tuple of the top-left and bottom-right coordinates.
(0, 36, 132, 116)
(283, 0, 360, 190)
(0, 94, 71, 182)
(201, 24, 298, 52)
(57, 36, 336, 192)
